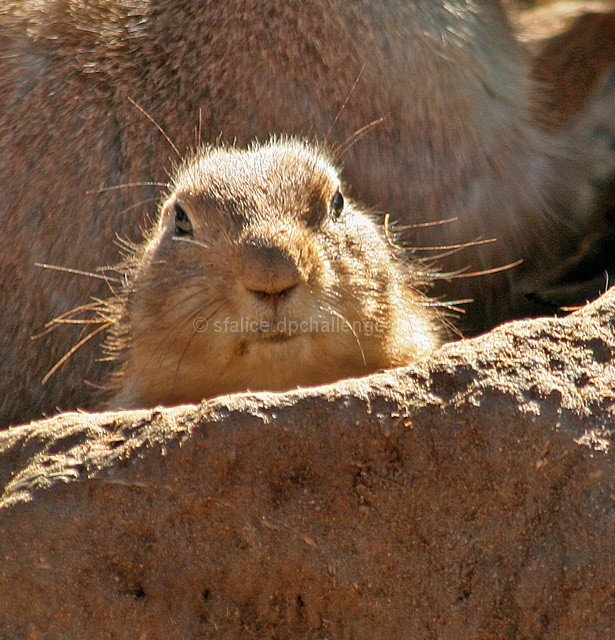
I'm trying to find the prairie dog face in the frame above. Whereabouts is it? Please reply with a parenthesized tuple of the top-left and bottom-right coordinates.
(109, 139, 439, 409)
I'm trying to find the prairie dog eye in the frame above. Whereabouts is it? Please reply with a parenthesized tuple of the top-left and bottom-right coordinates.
(174, 203, 193, 235)
(330, 189, 344, 219)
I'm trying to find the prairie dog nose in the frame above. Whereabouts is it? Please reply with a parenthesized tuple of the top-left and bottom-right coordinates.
(241, 241, 301, 301)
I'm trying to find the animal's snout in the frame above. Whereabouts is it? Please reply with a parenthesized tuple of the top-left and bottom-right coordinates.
(241, 241, 301, 303)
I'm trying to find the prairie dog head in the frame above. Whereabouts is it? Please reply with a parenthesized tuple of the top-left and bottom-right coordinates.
(107, 139, 440, 409)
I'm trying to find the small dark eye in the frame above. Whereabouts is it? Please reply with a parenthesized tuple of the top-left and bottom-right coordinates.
(330, 189, 344, 219)
(174, 203, 193, 235)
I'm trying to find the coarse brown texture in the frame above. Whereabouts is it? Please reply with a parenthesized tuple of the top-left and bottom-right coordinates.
(2, 0, 615, 427)
(522, 7, 615, 309)
(1, 287, 614, 639)
(531, 9, 615, 126)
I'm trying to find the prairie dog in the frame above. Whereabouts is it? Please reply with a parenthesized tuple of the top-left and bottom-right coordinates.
(0, 0, 611, 425)
(106, 140, 440, 408)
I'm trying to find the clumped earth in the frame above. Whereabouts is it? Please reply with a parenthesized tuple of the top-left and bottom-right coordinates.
(1, 287, 614, 639)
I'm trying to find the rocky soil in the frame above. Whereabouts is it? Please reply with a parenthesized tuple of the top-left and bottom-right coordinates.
(1, 287, 614, 639)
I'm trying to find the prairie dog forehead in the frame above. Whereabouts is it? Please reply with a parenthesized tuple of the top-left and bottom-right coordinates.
(171, 141, 340, 213)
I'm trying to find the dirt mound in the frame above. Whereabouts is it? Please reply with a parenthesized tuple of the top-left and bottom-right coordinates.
(1, 289, 614, 639)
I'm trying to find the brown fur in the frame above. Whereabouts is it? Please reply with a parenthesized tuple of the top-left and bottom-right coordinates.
(532, 10, 615, 127)
(522, 9, 615, 304)
(0, 0, 612, 425)
(533, 9, 615, 186)
(106, 139, 440, 409)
